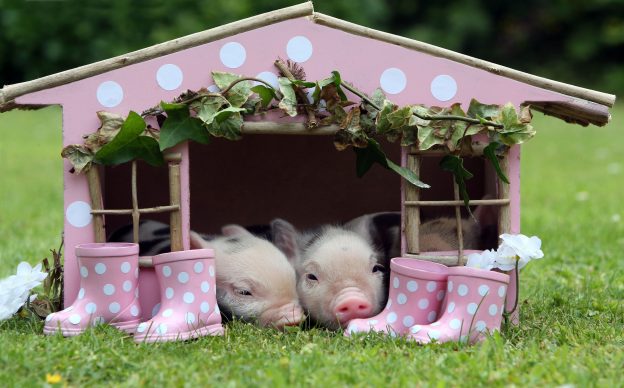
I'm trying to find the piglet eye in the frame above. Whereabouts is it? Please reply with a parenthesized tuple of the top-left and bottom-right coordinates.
(372, 264, 385, 273)
(306, 273, 318, 281)
(236, 289, 252, 296)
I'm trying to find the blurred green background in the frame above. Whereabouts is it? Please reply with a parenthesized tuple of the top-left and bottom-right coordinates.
(1, 0, 623, 96)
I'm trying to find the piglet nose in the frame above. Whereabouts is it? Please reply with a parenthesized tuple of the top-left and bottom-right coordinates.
(334, 297, 373, 322)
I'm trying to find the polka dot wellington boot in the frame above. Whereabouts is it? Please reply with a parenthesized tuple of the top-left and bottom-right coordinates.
(134, 249, 224, 343)
(345, 258, 448, 336)
(43, 243, 141, 336)
(408, 266, 509, 344)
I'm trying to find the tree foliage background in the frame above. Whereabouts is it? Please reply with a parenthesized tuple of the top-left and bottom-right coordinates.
(1, 0, 622, 97)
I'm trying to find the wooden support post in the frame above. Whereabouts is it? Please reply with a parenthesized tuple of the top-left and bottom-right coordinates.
(86, 166, 106, 243)
(498, 153, 511, 236)
(453, 182, 464, 265)
(166, 153, 183, 252)
(131, 161, 140, 244)
(405, 149, 421, 254)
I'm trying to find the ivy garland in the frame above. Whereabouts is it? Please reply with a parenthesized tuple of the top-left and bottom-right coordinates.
(62, 59, 535, 208)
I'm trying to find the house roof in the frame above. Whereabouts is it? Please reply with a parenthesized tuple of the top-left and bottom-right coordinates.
(0, 1, 615, 126)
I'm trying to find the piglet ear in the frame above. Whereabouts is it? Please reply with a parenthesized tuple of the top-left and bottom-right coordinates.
(271, 218, 301, 263)
(221, 224, 254, 237)
(190, 231, 211, 249)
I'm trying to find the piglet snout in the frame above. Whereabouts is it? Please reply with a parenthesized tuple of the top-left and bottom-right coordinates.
(333, 287, 374, 324)
(264, 303, 305, 329)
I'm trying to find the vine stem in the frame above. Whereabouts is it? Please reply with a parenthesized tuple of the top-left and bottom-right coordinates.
(340, 81, 504, 129)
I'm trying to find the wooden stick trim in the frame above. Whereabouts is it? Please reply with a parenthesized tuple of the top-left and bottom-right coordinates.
(453, 182, 464, 265)
(91, 205, 180, 215)
(312, 12, 616, 107)
(404, 199, 510, 206)
(402, 253, 468, 266)
(86, 167, 106, 243)
(240, 122, 339, 135)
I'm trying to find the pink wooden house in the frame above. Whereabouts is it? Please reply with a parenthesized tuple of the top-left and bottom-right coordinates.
(0, 2, 615, 321)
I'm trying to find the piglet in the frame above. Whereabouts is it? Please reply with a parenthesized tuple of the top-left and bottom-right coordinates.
(190, 225, 304, 329)
(272, 219, 387, 330)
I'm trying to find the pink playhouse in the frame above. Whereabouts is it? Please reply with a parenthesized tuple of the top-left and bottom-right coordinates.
(0, 2, 615, 329)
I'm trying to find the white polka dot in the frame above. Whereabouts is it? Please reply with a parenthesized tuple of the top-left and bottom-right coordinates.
(347, 325, 359, 334)
(46, 313, 55, 322)
(386, 312, 397, 323)
(410, 325, 422, 334)
(489, 304, 498, 316)
(397, 293, 407, 305)
(151, 303, 161, 318)
(447, 302, 455, 313)
(92, 316, 105, 326)
(219, 42, 246, 68)
(379, 67, 407, 94)
(165, 287, 174, 299)
(97, 81, 124, 108)
(186, 312, 196, 325)
(85, 302, 97, 314)
(393, 276, 400, 289)
(449, 318, 461, 330)
(478, 285, 490, 297)
(406, 280, 418, 292)
(368, 319, 379, 326)
(156, 323, 168, 335)
(183, 292, 195, 304)
(137, 322, 148, 333)
(426, 281, 437, 293)
(457, 284, 469, 296)
(66, 306, 74, 312)
(214, 304, 220, 314)
(80, 266, 88, 278)
(109, 302, 120, 314)
(103, 284, 115, 296)
(430, 74, 457, 102)
(78, 288, 85, 299)
(69, 314, 81, 325)
(178, 272, 189, 284)
(162, 266, 172, 277)
(201, 281, 210, 293)
(437, 290, 445, 301)
(120, 262, 131, 273)
(194, 262, 204, 274)
(130, 305, 139, 317)
(207, 84, 220, 93)
(209, 266, 215, 277)
(254, 71, 280, 89)
(66, 201, 92, 228)
(431, 321, 441, 327)
(427, 311, 437, 323)
(403, 315, 415, 327)
(459, 335, 469, 343)
(94, 263, 106, 275)
(498, 285, 507, 298)
(123, 280, 132, 292)
(156, 64, 183, 91)
(428, 330, 441, 340)
(448, 281, 454, 292)
(287, 36, 313, 63)
(200, 302, 210, 313)
(386, 299, 392, 309)
(475, 320, 487, 332)
(162, 308, 173, 318)
(467, 303, 478, 315)
(418, 298, 429, 310)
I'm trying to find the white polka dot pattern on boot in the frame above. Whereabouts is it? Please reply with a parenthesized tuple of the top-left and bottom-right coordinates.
(427, 311, 437, 323)
(418, 298, 429, 310)
(103, 284, 115, 296)
(379, 67, 406, 94)
(46, 314, 54, 322)
(498, 285, 507, 297)
(95, 263, 106, 275)
(410, 325, 422, 334)
(130, 305, 139, 317)
(397, 293, 407, 305)
(448, 281, 454, 292)
(156, 324, 168, 335)
(85, 302, 97, 314)
(162, 309, 173, 318)
(449, 318, 461, 330)
(69, 314, 81, 325)
(109, 302, 121, 314)
(194, 262, 204, 274)
(178, 272, 189, 284)
(287, 36, 313, 63)
(457, 284, 469, 296)
(488, 304, 498, 316)
(201, 281, 210, 293)
(475, 320, 487, 332)
(478, 284, 490, 296)
(393, 277, 400, 288)
(137, 322, 148, 333)
(426, 281, 437, 292)
(406, 280, 418, 292)
(78, 288, 85, 299)
(97, 81, 124, 107)
(123, 280, 132, 292)
(200, 302, 210, 313)
(447, 302, 455, 313)
(430, 74, 457, 101)
(80, 266, 88, 278)
(120, 262, 131, 273)
(467, 302, 478, 315)
(386, 312, 398, 324)
(157, 64, 183, 91)
(403, 315, 415, 327)
(220, 42, 246, 68)
(92, 316, 105, 326)
(186, 312, 196, 325)
(428, 330, 441, 340)
(162, 266, 172, 277)
(183, 292, 195, 304)
(165, 287, 174, 299)
(209, 266, 215, 277)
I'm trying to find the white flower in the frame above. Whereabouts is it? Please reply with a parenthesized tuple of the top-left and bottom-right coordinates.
(466, 249, 497, 270)
(0, 262, 48, 321)
(495, 234, 544, 270)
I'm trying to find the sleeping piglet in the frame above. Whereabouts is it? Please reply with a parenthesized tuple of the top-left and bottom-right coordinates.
(271, 219, 386, 330)
(190, 225, 304, 329)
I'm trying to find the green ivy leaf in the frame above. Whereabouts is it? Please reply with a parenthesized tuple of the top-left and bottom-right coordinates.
(194, 96, 226, 126)
(61, 145, 94, 174)
(214, 106, 246, 123)
(126, 136, 165, 166)
(83, 111, 125, 152)
(207, 112, 243, 140)
(376, 100, 396, 134)
(483, 142, 510, 184)
(95, 111, 147, 164)
(440, 154, 474, 209)
(251, 85, 277, 108)
(290, 79, 316, 89)
(212, 71, 252, 107)
(277, 77, 298, 117)
(408, 105, 431, 127)
(417, 123, 446, 151)
(467, 98, 500, 120)
(159, 102, 210, 151)
(386, 106, 413, 129)
(331, 71, 348, 101)
(354, 139, 430, 188)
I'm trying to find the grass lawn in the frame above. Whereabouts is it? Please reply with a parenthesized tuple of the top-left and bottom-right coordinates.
(0, 104, 622, 387)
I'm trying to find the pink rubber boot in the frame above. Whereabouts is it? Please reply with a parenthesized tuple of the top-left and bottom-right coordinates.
(134, 249, 224, 343)
(43, 243, 141, 336)
(345, 258, 448, 336)
(408, 266, 509, 344)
